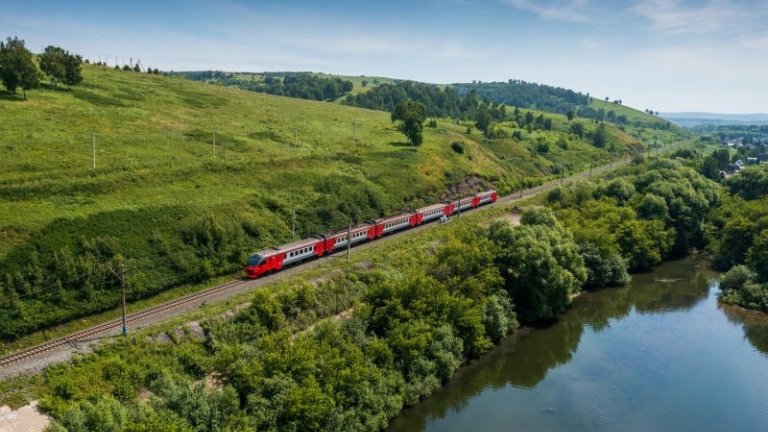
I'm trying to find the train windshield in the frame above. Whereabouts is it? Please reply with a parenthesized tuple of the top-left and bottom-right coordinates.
(247, 254, 265, 266)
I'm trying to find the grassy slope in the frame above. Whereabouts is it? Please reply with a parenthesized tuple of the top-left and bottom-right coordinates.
(0, 64, 641, 339)
(0, 65, 636, 254)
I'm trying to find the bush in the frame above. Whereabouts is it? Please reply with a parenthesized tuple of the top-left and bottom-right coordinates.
(720, 265, 756, 292)
(450, 141, 465, 154)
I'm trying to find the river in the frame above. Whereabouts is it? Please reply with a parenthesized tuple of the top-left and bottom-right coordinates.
(389, 256, 768, 432)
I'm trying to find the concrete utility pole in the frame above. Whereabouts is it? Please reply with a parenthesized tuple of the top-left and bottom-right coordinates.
(92, 132, 96, 169)
(291, 195, 296, 239)
(106, 261, 128, 336)
(456, 188, 462, 218)
(347, 220, 352, 261)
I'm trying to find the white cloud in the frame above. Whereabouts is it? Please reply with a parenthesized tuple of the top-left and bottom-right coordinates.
(502, 0, 592, 22)
(632, 0, 765, 36)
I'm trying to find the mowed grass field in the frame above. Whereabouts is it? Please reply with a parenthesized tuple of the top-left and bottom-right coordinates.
(0, 63, 645, 339)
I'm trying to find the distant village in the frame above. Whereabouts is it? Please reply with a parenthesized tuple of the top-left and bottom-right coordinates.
(724, 135, 768, 174)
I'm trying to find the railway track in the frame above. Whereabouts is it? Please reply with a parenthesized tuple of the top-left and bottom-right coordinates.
(0, 278, 250, 368)
(0, 155, 637, 372)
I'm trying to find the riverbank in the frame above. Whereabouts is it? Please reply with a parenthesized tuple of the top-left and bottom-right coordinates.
(389, 256, 768, 432)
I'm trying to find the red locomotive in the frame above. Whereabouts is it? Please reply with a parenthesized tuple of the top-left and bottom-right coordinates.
(245, 189, 497, 278)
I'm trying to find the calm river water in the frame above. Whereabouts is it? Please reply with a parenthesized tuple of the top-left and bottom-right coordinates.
(390, 257, 768, 432)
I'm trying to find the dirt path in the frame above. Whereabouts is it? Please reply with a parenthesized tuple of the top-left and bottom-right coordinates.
(0, 401, 50, 432)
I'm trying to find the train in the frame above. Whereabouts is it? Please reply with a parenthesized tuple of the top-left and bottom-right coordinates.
(244, 189, 498, 278)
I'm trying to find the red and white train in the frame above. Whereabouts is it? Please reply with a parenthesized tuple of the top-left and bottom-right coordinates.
(245, 189, 497, 278)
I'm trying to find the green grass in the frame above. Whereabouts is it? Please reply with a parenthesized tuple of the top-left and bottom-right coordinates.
(0, 64, 648, 341)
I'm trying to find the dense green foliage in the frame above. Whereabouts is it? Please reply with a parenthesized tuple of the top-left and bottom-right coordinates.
(489, 209, 585, 324)
(345, 81, 467, 118)
(548, 159, 719, 287)
(0, 36, 39, 98)
(708, 164, 768, 311)
(452, 80, 586, 112)
(725, 164, 768, 200)
(391, 99, 427, 145)
(39, 45, 83, 89)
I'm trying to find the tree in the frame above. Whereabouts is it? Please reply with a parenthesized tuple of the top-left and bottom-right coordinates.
(391, 99, 427, 146)
(488, 213, 586, 324)
(570, 121, 585, 139)
(62, 52, 83, 87)
(746, 229, 768, 282)
(475, 108, 492, 137)
(39, 45, 66, 88)
(592, 123, 609, 148)
(0, 36, 39, 99)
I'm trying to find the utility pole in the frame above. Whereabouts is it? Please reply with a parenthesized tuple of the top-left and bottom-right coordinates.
(106, 261, 128, 336)
(92, 132, 96, 169)
(291, 195, 296, 239)
(347, 220, 352, 261)
(120, 262, 127, 336)
(456, 188, 461, 218)
(212, 130, 216, 159)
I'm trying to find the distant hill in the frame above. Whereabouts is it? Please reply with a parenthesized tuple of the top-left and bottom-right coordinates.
(176, 71, 673, 130)
(661, 112, 768, 127)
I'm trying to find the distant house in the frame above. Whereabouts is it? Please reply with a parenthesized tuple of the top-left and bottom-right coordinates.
(735, 159, 745, 169)
(727, 163, 741, 173)
(747, 157, 759, 165)
(757, 153, 768, 163)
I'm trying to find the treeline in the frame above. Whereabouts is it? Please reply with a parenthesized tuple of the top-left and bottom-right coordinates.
(38, 158, 724, 431)
(0, 36, 83, 99)
(709, 164, 768, 312)
(452, 80, 588, 116)
(177, 71, 354, 101)
(345, 80, 668, 131)
(173, 69, 667, 131)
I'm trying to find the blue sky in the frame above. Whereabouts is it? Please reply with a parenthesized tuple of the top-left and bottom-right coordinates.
(2, 0, 766, 113)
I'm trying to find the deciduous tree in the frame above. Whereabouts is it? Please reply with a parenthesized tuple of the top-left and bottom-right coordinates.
(391, 99, 427, 146)
(0, 36, 39, 99)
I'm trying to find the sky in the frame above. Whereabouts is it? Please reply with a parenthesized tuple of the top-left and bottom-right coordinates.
(2, 0, 766, 113)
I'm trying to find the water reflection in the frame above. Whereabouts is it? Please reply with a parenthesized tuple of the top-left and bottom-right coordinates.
(721, 304, 768, 356)
(389, 257, 717, 431)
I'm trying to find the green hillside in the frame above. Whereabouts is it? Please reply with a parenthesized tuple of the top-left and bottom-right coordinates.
(1, 63, 644, 340)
